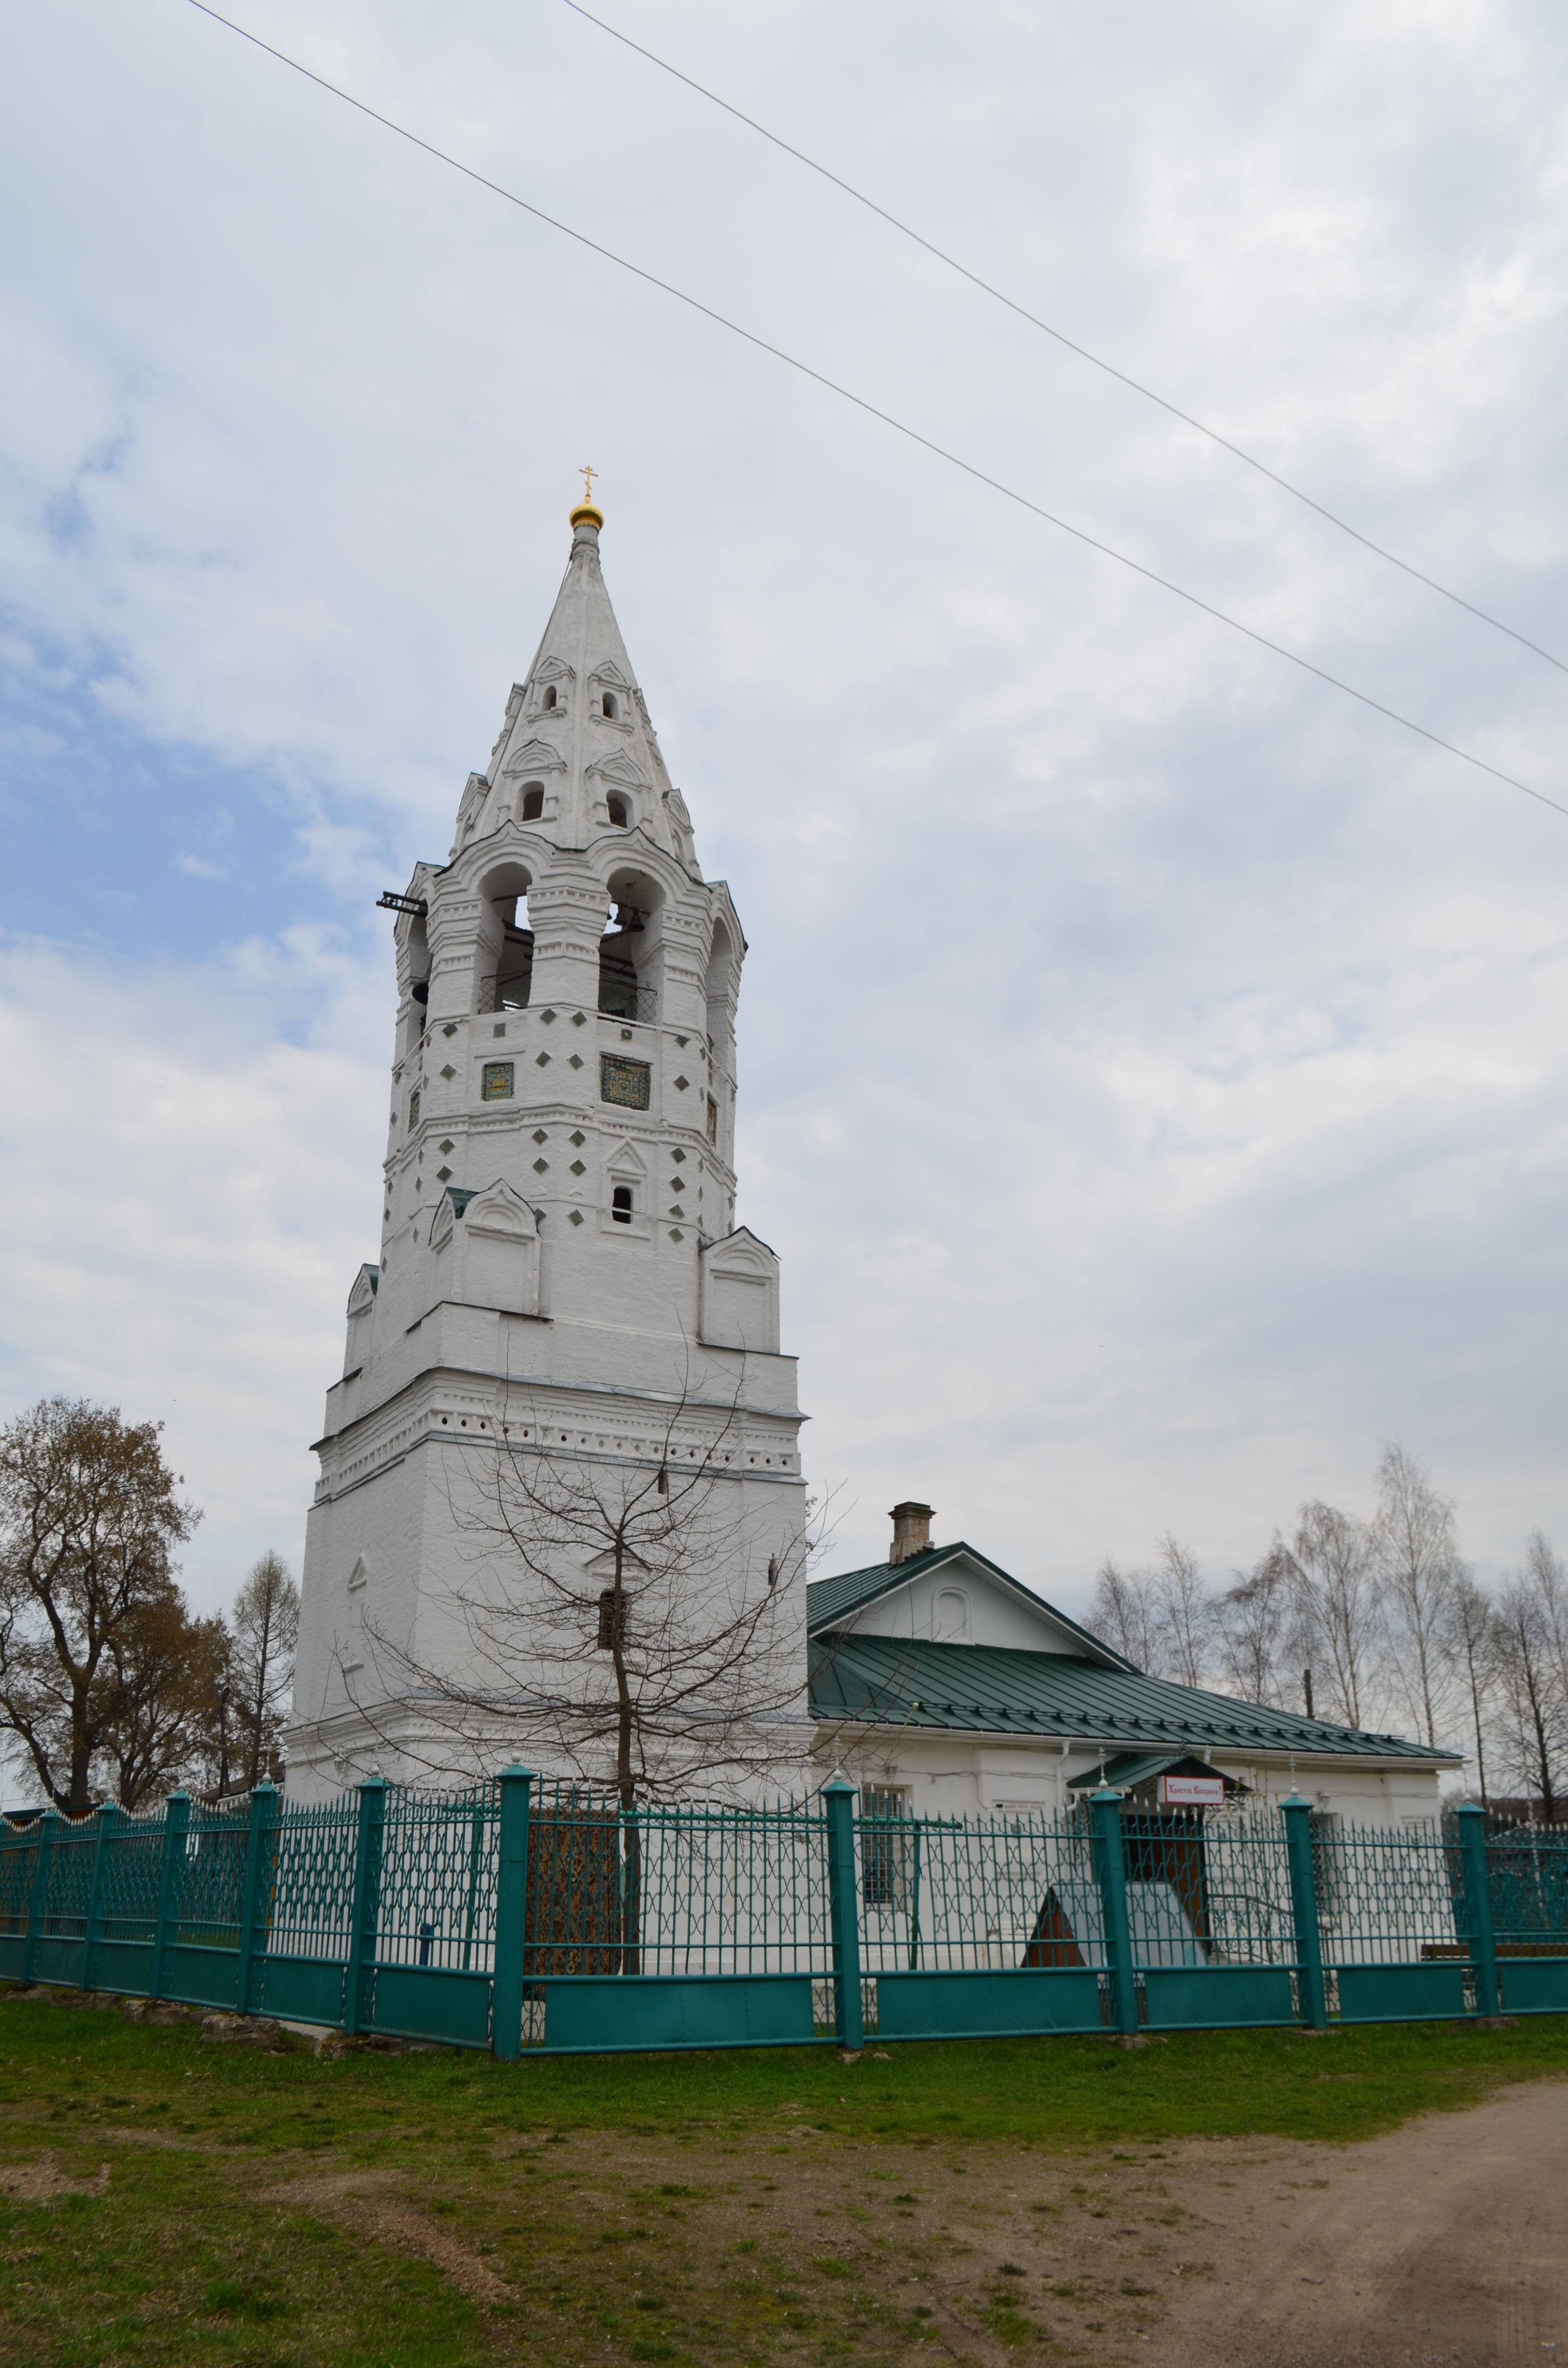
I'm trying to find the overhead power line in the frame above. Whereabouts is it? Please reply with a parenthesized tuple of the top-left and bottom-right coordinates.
(560, 0, 1568, 681)
(185, 1, 1568, 825)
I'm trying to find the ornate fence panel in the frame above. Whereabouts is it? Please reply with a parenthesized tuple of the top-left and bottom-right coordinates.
(2, 1779, 1565, 2054)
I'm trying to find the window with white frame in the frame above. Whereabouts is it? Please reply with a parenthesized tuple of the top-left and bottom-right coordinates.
(861, 1783, 912, 1907)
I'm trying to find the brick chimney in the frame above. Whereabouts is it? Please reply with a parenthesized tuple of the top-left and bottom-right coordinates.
(889, 1502, 934, 1566)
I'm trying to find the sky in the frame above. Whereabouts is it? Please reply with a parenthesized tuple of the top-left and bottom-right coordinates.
(2, 0, 1566, 1625)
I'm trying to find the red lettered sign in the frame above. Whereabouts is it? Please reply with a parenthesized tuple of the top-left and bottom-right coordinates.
(1160, 1774, 1225, 1807)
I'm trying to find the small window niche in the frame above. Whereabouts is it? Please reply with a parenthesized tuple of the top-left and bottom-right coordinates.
(601, 691, 619, 719)
(606, 793, 629, 828)
(408, 1090, 421, 1131)
(932, 1587, 970, 1644)
(520, 782, 545, 822)
(541, 684, 557, 711)
(611, 1184, 634, 1225)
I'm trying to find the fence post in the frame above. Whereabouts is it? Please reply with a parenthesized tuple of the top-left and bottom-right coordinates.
(343, 1776, 387, 2036)
(149, 1792, 190, 2002)
(1457, 1801, 1499, 2016)
(1090, 1787, 1139, 2036)
(234, 1784, 278, 2018)
(81, 1802, 121, 1993)
(1281, 1794, 1328, 2030)
(20, 1809, 61, 1987)
(822, 1777, 864, 2052)
(491, 1765, 533, 2062)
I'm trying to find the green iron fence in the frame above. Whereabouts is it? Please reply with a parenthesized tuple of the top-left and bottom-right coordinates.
(1, 1777, 1564, 2055)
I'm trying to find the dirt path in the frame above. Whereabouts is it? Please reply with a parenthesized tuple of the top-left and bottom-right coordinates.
(1153, 2077, 1568, 2367)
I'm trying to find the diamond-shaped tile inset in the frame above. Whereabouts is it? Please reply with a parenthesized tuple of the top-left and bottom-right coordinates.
(440, 1064, 456, 1080)
(669, 1205, 684, 1219)
(493, 1024, 506, 1038)
(568, 1209, 584, 1226)
(675, 1035, 689, 1048)
(571, 1011, 587, 1027)
(570, 1130, 585, 1146)
(536, 1052, 551, 1067)
(570, 1160, 586, 1176)
(671, 1149, 686, 1163)
(568, 1053, 584, 1069)
(674, 1075, 690, 1091)
(541, 1008, 557, 1024)
(442, 1023, 458, 1038)
(533, 1159, 549, 1173)
(436, 1166, 452, 1182)
(533, 1129, 547, 1143)
(440, 1139, 454, 1153)
(669, 1228, 684, 1242)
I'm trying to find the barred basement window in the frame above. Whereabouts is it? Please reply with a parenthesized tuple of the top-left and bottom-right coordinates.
(481, 1061, 515, 1101)
(600, 1053, 651, 1110)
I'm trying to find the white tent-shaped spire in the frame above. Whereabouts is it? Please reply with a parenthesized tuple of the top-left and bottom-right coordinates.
(452, 501, 700, 875)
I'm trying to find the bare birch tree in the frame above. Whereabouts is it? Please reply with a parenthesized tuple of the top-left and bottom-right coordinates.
(1444, 1572, 1499, 1805)
(1151, 1534, 1213, 1688)
(1288, 1500, 1382, 1728)
(1085, 1556, 1164, 1675)
(1373, 1443, 1461, 1749)
(1492, 1571, 1565, 1815)
(353, 1372, 819, 1808)
(1216, 1542, 1293, 1707)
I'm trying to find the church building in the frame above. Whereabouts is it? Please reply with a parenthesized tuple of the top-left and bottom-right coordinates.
(289, 499, 1458, 1825)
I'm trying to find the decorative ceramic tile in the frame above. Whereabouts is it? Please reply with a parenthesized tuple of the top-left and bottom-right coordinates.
(442, 1024, 458, 1038)
(568, 1209, 584, 1226)
(568, 1054, 585, 1069)
(570, 1130, 586, 1146)
(541, 1009, 557, 1024)
(571, 1011, 587, 1026)
(570, 1160, 586, 1176)
(706, 1095, 718, 1145)
(533, 1129, 548, 1143)
(600, 1054, 651, 1110)
(671, 1148, 686, 1163)
(674, 1075, 690, 1091)
(481, 1062, 514, 1101)
(533, 1159, 548, 1173)
(535, 1052, 551, 1067)
(669, 1228, 684, 1242)
(408, 1092, 421, 1129)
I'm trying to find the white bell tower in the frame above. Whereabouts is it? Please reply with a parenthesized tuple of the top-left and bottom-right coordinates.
(286, 494, 808, 1798)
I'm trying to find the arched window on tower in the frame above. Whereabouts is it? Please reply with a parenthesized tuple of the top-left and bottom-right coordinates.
(606, 793, 628, 827)
(602, 691, 619, 719)
(541, 684, 557, 711)
(611, 1184, 634, 1224)
(520, 783, 545, 822)
(477, 864, 535, 1015)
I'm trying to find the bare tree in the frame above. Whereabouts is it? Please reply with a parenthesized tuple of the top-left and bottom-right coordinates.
(229, 1552, 299, 1789)
(354, 1374, 819, 1809)
(1216, 1542, 1293, 1707)
(1373, 1443, 1461, 1749)
(1444, 1572, 1499, 1805)
(1085, 1557, 1164, 1675)
(0, 1399, 200, 1814)
(1523, 1530, 1568, 1731)
(1288, 1501, 1382, 1728)
(1150, 1534, 1213, 1689)
(1492, 1572, 1565, 1815)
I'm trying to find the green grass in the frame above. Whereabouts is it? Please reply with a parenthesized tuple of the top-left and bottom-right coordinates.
(0, 1989, 1564, 2366)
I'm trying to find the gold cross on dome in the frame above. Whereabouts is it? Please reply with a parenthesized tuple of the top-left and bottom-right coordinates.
(580, 464, 597, 505)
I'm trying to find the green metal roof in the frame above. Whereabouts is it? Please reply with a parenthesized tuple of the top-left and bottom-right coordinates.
(807, 1543, 1135, 1672)
(807, 1635, 1458, 1763)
